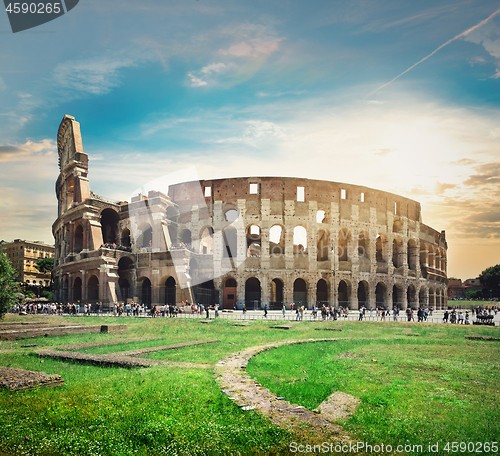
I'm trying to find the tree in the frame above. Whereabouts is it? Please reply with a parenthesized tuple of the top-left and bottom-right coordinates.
(0, 253, 20, 318)
(479, 264, 500, 299)
(465, 289, 483, 300)
(35, 257, 54, 274)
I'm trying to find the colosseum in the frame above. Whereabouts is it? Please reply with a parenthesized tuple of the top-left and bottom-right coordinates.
(53, 114, 448, 310)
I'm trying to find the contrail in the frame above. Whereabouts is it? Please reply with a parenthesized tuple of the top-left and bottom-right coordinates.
(367, 7, 500, 97)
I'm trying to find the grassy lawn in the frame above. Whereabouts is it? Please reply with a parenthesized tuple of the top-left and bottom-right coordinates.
(0, 315, 499, 455)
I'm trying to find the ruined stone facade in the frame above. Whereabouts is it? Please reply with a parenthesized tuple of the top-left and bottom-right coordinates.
(53, 115, 448, 310)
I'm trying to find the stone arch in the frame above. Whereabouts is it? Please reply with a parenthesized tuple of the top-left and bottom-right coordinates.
(100, 208, 120, 244)
(73, 276, 82, 302)
(392, 237, 404, 268)
(428, 245, 435, 268)
(357, 280, 369, 308)
(376, 233, 388, 262)
(293, 226, 307, 253)
(407, 284, 417, 309)
(393, 283, 404, 309)
(118, 277, 130, 303)
(224, 208, 239, 222)
(420, 242, 428, 270)
(200, 226, 214, 254)
(358, 230, 369, 259)
(245, 277, 261, 308)
(74, 224, 84, 253)
(138, 277, 152, 307)
(429, 287, 435, 307)
(160, 276, 176, 305)
(317, 278, 329, 305)
(195, 279, 216, 305)
(293, 278, 308, 307)
(434, 248, 441, 271)
(181, 229, 192, 245)
(223, 277, 237, 309)
(407, 239, 418, 271)
(270, 278, 284, 306)
(65, 176, 75, 211)
(316, 209, 327, 223)
(87, 275, 99, 303)
(338, 280, 350, 308)
(246, 224, 261, 258)
(137, 222, 153, 249)
(338, 228, 352, 262)
(121, 228, 131, 248)
(62, 276, 69, 302)
(317, 229, 330, 261)
(419, 286, 426, 307)
(269, 225, 285, 255)
(118, 256, 134, 302)
(375, 282, 387, 308)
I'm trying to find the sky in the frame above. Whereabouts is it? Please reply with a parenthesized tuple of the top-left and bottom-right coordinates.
(1, 0, 500, 280)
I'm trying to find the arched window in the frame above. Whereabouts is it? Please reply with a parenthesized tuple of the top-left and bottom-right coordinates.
(74, 225, 84, 253)
(393, 237, 403, 268)
(293, 278, 307, 307)
(375, 282, 386, 308)
(200, 227, 214, 254)
(246, 225, 261, 258)
(121, 228, 131, 248)
(293, 226, 307, 253)
(338, 228, 351, 261)
(317, 229, 329, 261)
(407, 239, 417, 270)
(100, 209, 120, 244)
(358, 231, 369, 259)
(245, 277, 261, 308)
(338, 280, 350, 308)
(270, 278, 284, 305)
(269, 225, 285, 255)
(317, 279, 328, 304)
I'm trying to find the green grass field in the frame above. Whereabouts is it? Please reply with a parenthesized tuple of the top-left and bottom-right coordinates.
(0, 315, 499, 455)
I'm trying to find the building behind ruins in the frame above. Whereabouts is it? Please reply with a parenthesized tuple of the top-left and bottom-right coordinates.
(1, 239, 54, 286)
(53, 115, 448, 309)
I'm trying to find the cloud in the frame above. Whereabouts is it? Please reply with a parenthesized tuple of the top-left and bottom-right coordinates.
(219, 38, 284, 58)
(0, 77, 7, 91)
(201, 62, 227, 75)
(187, 62, 234, 87)
(452, 158, 477, 166)
(210, 119, 288, 146)
(435, 182, 457, 194)
(187, 72, 208, 87)
(0, 139, 56, 162)
(463, 162, 500, 186)
(51, 56, 136, 95)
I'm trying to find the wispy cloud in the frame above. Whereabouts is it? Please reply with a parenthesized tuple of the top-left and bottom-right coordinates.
(368, 7, 500, 96)
(219, 37, 284, 58)
(187, 62, 233, 87)
(51, 56, 137, 95)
